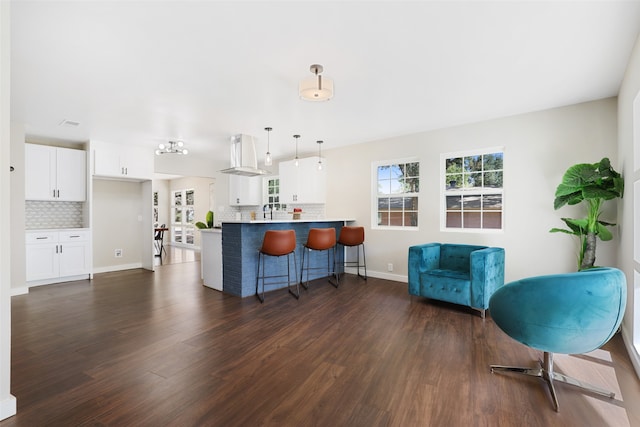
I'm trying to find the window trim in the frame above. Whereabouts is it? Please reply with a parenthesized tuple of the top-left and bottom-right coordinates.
(371, 157, 420, 231)
(262, 176, 284, 211)
(440, 147, 505, 233)
(171, 188, 196, 246)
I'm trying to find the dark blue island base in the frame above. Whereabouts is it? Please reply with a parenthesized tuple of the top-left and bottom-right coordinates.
(221, 220, 350, 297)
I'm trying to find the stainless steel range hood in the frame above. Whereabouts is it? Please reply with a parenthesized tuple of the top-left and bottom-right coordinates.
(220, 134, 270, 176)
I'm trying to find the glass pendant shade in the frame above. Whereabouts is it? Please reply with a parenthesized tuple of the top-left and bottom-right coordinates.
(293, 134, 300, 166)
(316, 140, 323, 170)
(264, 127, 273, 166)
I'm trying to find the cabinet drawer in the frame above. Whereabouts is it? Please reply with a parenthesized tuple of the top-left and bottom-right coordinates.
(26, 231, 59, 244)
(59, 230, 90, 242)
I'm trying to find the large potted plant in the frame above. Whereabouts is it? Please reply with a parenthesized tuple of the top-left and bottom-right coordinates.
(550, 158, 623, 270)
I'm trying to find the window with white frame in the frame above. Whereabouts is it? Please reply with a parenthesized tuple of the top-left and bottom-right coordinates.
(171, 188, 195, 245)
(373, 159, 419, 228)
(442, 148, 503, 231)
(265, 177, 285, 211)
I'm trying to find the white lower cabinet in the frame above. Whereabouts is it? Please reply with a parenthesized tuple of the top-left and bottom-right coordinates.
(201, 230, 222, 291)
(26, 229, 91, 283)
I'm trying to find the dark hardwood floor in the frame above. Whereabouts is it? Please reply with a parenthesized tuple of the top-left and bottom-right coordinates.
(3, 261, 640, 426)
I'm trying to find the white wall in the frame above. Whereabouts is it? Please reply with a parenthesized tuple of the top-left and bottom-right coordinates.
(617, 32, 640, 376)
(92, 179, 144, 271)
(325, 98, 619, 283)
(10, 123, 25, 293)
(0, 0, 16, 420)
(154, 151, 223, 178)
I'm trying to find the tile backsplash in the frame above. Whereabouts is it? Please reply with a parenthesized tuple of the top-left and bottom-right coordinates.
(25, 201, 85, 229)
(217, 204, 326, 224)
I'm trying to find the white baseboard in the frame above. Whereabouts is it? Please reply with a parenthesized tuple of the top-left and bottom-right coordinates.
(10, 287, 28, 297)
(26, 274, 89, 288)
(92, 263, 143, 274)
(0, 395, 16, 422)
(621, 325, 640, 379)
(344, 267, 407, 283)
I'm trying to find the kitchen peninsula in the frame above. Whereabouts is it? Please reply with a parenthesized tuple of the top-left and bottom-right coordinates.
(219, 218, 354, 297)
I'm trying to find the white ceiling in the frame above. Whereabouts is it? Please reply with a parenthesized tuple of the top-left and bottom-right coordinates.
(10, 1, 640, 162)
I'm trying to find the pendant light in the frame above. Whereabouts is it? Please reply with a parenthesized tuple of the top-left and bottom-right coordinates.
(264, 127, 273, 166)
(293, 134, 300, 167)
(316, 140, 323, 171)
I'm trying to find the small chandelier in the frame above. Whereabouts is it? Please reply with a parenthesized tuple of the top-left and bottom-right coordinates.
(299, 64, 334, 102)
(293, 134, 300, 167)
(156, 140, 188, 155)
(316, 140, 323, 171)
(264, 127, 273, 166)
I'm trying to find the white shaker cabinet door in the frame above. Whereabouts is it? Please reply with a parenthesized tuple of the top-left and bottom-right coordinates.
(26, 243, 59, 281)
(228, 175, 262, 206)
(25, 144, 56, 200)
(56, 147, 86, 201)
(58, 241, 90, 277)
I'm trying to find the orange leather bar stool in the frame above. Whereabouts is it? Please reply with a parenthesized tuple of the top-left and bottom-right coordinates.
(300, 228, 339, 289)
(255, 229, 299, 303)
(337, 226, 367, 280)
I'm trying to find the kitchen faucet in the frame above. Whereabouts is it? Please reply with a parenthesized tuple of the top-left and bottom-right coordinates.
(263, 204, 272, 220)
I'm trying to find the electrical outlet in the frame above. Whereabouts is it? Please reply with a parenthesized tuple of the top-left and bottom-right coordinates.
(115, 249, 123, 258)
(387, 263, 393, 272)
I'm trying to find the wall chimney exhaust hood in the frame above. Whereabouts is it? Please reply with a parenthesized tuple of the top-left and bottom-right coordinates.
(220, 134, 270, 177)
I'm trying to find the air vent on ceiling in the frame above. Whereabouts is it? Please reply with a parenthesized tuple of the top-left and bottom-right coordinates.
(58, 119, 80, 127)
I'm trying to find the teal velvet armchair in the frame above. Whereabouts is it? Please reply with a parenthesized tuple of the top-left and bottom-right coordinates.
(408, 243, 505, 317)
(489, 267, 627, 411)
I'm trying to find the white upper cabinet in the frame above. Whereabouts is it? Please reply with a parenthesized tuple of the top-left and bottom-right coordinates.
(228, 174, 263, 206)
(25, 143, 86, 201)
(279, 157, 327, 204)
(92, 140, 153, 180)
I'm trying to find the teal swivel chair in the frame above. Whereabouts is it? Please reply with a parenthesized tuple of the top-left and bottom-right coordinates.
(489, 267, 627, 411)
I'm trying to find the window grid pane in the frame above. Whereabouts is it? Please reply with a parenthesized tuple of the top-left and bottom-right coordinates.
(266, 178, 281, 211)
(443, 151, 503, 230)
(376, 161, 419, 228)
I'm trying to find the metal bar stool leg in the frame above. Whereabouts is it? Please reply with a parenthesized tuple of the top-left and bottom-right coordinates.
(255, 252, 265, 303)
(328, 245, 339, 288)
(288, 252, 300, 299)
(360, 244, 367, 280)
(300, 247, 310, 290)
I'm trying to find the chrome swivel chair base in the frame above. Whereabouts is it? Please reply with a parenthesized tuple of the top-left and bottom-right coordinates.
(490, 351, 615, 412)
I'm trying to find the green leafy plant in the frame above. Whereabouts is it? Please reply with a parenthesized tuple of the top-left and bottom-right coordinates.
(550, 158, 623, 270)
(195, 210, 214, 229)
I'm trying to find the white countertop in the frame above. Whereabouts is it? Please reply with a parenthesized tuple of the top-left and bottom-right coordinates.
(222, 218, 355, 224)
(26, 227, 90, 232)
(199, 228, 222, 233)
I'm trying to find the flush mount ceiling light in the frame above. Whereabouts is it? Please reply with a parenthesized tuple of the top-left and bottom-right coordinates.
(264, 127, 273, 166)
(155, 140, 188, 155)
(299, 64, 334, 102)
